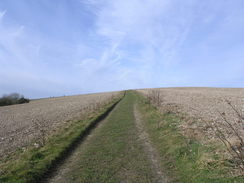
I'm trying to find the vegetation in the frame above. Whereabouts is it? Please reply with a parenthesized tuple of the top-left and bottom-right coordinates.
(0, 93, 29, 106)
(136, 91, 244, 183)
(146, 89, 162, 107)
(145, 89, 244, 174)
(210, 100, 244, 172)
(0, 95, 122, 183)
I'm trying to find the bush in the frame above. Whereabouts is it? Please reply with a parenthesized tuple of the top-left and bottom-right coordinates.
(146, 89, 162, 107)
(210, 100, 244, 172)
(0, 93, 30, 106)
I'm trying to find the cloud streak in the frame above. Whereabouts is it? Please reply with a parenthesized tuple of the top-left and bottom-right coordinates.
(87, 0, 197, 86)
(0, 0, 244, 98)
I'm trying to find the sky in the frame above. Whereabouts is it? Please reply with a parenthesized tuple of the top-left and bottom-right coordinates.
(0, 0, 244, 98)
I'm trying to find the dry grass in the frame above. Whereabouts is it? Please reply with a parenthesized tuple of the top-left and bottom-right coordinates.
(138, 87, 244, 173)
(0, 91, 121, 158)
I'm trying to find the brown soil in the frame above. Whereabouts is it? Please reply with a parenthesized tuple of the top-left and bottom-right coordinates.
(0, 92, 120, 158)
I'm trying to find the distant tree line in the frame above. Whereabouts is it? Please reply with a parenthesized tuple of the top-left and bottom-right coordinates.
(0, 93, 30, 106)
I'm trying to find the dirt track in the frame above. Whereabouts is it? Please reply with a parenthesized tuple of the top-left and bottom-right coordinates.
(46, 91, 168, 183)
(0, 92, 120, 158)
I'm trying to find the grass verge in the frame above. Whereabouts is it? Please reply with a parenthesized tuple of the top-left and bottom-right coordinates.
(135, 92, 244, 183)
(0, 94, 123, 183)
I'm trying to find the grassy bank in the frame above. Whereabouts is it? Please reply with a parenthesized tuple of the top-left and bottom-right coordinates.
(135, 92, 244, 183)
(0, 94, 123, 183)
(59, 91, 157, 182)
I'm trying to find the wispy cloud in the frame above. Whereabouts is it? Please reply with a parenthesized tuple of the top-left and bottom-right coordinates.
(0, 8, 73, 97)
(0, 10, 6, 20)
(0, 0, 244, 98)
(85, 0, 197, 87)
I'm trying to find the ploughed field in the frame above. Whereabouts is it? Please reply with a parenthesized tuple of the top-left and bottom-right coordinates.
(0, 92, 120, 158)
(1, 89, 243, 182)
(138, 87, 244, 143)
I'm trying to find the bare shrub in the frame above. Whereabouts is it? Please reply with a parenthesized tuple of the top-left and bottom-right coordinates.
(147, 90, 162, 107)
(210, 100, 244, 172)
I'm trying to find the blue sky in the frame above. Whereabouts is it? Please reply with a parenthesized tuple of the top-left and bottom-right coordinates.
(0, 0, 244, 98)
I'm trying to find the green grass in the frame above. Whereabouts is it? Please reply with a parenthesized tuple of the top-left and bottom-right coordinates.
(135, 92, 244, 183)
(0, 95, 122, 183)
(63, 91, 156, 183)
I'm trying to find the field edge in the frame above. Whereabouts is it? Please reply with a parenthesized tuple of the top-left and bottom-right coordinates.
(0, 92, 124, 183)
(134, 91, 244, 183)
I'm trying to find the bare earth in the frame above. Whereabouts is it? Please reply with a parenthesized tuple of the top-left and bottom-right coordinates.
(0, 92, 120, 158)
(138, 87, 244, 142)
